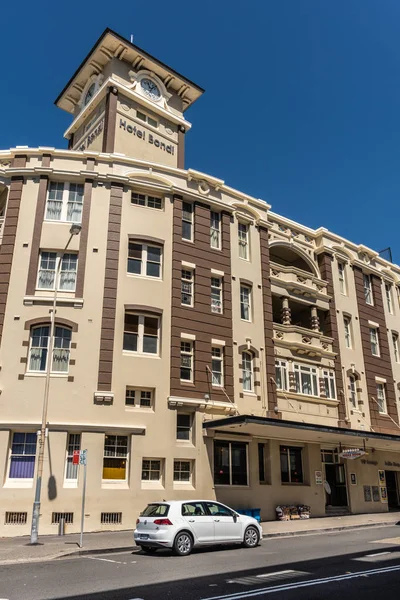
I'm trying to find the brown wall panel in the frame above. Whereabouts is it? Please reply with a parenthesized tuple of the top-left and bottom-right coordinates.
(26, 176, 49, 295)
(75, 179, 93, 297)
(102, 88, 118, 154)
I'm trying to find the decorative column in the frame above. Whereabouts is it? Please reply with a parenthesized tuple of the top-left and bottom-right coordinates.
(288, 361, 297, 393)
(310, 306, 320, 331)
(281, 297, 291, 325)
(319, 377, 327, 399)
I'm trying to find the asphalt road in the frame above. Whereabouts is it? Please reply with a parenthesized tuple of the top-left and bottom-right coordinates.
(1, 525, 400, 600)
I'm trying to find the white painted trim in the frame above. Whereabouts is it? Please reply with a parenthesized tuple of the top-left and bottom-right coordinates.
(212, 339, 226, 346)
(368, 320, 380, 328)
(181, 332, 196, 341)
(211, 268, 225, 276)
(375, 376, 387, 384)
(182, 261, 196, 269)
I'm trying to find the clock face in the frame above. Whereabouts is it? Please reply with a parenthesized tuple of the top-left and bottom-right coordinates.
(84, 83, 96, 106)
(140, 78, 161, 101)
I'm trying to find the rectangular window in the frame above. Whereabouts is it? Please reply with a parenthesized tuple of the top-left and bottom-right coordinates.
(131, 192, 162, 209)
(29, 325, 72, 373)
(344, 316, 352, 349)
(386, 284, 393, 314)
(177, 413, 192, 441)
(136, 110, 158, 128)
(349, 375, 357, 408)
(240, 285, 251, 321)
(211, 277, 223, 313)
(393, 333, 399, 363)
(181, 269, 194, 306)
(376, 383, 387, 414)
(123, 313, 159, 355)
(180, 341, 193, 381)
(238, 222, 249, 260)
(370, 327, 380, 356)
(323, 370, 336, 400)
(214, 440, 248, 486)
(294, 364, 318, 396)
(275, 359, 288, 391)
(127, 242, 162, 278)
(37, 252, 78, 292)
(9, 433, 37, 479)
(242, 351, 253, 392)
(182, 202, 193, 241)
(125, 387, 154, 408)
(102, 435, 128, 480)
(338, 262, 346, 295)
(364, 274, 373, 305)
(210, 212, 221, 249)
(211, 346, 224, 387)
(173, 460, 192, 483)
(45, 182, 84, 223)
(258, 443, 268, 484)
(280, 445, 303, 484)
(65, 433, 81, 480)
(141, 459, 162, 481)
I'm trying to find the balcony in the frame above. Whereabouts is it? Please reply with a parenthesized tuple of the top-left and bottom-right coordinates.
(0, 217, 4, 244)
(270, 261, 328, 300)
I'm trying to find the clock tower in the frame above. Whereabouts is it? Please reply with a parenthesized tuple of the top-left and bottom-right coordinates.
(55, 29, 204, 169)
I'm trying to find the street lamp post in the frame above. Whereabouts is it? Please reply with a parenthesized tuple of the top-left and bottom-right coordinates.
(30, 224, 82, 544)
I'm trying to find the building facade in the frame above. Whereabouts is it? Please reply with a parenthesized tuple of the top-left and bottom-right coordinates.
(1, 28, 400, 536)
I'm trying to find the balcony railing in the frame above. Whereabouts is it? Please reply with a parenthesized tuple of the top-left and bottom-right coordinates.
(0, 217, 4, 244)
(270, 261, 328, 299)
(273, 323, 335, 358)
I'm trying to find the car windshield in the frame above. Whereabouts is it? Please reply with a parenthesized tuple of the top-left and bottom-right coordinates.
(141, 503, 170, 517)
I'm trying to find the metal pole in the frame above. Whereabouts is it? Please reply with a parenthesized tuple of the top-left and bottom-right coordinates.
(30, 232, 76, 544)
(79, 453, 87, 549)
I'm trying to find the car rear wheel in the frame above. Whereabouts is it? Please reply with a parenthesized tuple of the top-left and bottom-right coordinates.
(141, 546, 157, 554)
(243, 526, 260, 548)
(173, 531, 193, 556)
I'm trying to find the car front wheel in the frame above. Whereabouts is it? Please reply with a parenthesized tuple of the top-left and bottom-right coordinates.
(173, 531, 193, 556)
(243, 526, 260, 548)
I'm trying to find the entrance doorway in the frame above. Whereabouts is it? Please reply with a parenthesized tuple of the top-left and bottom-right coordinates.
(325, 463, 348, 507)
(385, 471, 400, 509)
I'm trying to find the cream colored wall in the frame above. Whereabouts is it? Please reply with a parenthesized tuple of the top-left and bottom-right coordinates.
(379, 279, 400, 421)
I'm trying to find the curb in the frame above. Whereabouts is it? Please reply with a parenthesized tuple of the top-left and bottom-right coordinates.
(262, 520, 400, 539)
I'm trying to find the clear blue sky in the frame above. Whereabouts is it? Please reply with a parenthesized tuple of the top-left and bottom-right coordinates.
(2, 1, 400, 260)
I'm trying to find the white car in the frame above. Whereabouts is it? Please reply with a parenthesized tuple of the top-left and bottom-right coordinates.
(134, 499, 262, 556)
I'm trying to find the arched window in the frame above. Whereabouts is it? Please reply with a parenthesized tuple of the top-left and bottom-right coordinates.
(29, 325, 72, 373)
(242, 351, 254, 392)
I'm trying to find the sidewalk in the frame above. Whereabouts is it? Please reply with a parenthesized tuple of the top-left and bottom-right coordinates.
(0, 511, 399, 565)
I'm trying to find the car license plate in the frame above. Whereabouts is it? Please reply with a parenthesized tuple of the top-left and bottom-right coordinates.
(139, 534, 149, 540)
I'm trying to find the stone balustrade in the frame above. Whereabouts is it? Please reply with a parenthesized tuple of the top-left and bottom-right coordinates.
(270, 261, 328, 299)
(273, 323, 335, 358)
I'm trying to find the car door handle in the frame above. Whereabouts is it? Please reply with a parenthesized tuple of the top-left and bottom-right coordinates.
(188, 519, 195, 522)
(214, 519, 220, 522)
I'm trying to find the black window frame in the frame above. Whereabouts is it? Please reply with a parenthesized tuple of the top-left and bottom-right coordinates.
(280, 445, 304, 484)
(213, 440, 248, 486)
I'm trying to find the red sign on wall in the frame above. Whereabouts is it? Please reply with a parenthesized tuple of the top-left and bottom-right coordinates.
(72, 450, 80, 465)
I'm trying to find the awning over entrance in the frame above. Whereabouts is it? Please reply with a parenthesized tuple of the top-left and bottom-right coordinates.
(203, 415, 400, 453)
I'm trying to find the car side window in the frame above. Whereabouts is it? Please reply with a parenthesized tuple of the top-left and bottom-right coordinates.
(182, 502, 206, 517)
(205, 502, 234, 517)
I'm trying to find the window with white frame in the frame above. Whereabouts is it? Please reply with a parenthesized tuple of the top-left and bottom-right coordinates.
(125, 387, 154, 408)
(238, 222, 249, 259)
(364, 274, 373, 305)
(136, 110, 158, 128)
(294, 363, 318, 396)
(275, 359, 288, 390)
(338, 262, 347, 295)
(349, 375, 357, 408)
(211, 277, 223, 313)
(45, 182, 84, 223)
(376, 382, 387, 414)
(28, 325, 72, 373)
(8, 433, 37, 479)
(181, 269, 194, 306)
(370, 327, 380, 356)
(343, 316, 352, 349)
(393, 333, 400, 363)
(386, 284, 394, 314)
(37, 252, 78, 292)
(182, 202, 193, 241)
(180, 341, 193, 381)
(173, 460, 193, 483)
(141, 459, 162, 481)
(123, 313, 160, 355)
(127, 242, 162, 278)
(240, 285, 251, 321)
(242, 351, 254, 392)
(131, 192, 162, 209)
(177, 413, 192, 441)
(211, 346, 224, 386)
(102, 435, 128, 480)
(323, 370, 336, 400)
(210, 212, 221, 249)
(65, 434, 81, 480)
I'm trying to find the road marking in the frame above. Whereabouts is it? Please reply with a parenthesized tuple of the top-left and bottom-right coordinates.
(365, 552, 392, 557)
(85, 556, 125, 564)
(227, 570, 308, 586)
(256, 570, 298, 578)
(355, 550, 400, 562)
(202, 564, 400, 599)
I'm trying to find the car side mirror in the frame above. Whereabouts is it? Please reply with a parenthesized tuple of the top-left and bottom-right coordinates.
(233, 514, 238, 523)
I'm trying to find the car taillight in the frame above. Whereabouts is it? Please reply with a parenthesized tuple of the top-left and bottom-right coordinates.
(154, 518, 173, 525)
(136, 518, 140, 525)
